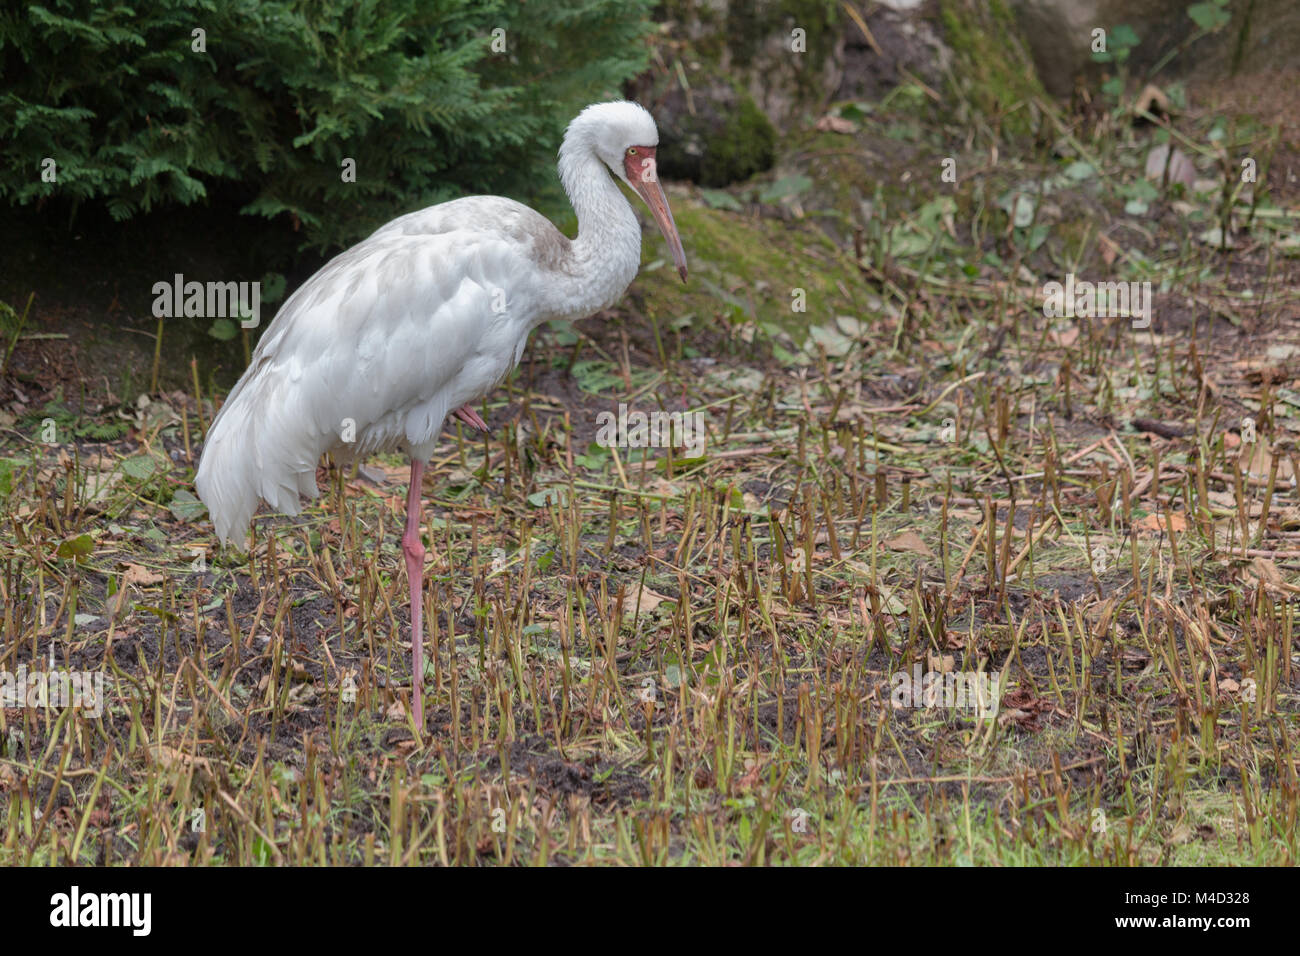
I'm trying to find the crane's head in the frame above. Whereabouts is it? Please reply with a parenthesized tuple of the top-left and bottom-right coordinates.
(571, 101, 688, 283)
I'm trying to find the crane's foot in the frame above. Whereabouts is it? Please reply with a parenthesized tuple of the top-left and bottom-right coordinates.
(452, 405, 490, 432)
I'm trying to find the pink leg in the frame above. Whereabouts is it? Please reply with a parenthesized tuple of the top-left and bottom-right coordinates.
(402, 458, 426, 728)
(453, 404, 489, 432)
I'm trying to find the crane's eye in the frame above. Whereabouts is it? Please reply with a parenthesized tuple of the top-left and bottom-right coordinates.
(627, 147, 637, 156)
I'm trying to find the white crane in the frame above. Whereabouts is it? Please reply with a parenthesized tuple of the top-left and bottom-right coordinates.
(195, 101, 687, 728)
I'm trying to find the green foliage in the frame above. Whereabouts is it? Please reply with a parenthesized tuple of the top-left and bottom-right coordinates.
(1091, 23, 1139, 64)
(698, 188, 742, 211)
(1, 0, 654, 251)
(206, 318, 238, 341)
(18, 398, 128, 441)
(0, 458, 18, 499)
(167, 488, 206, 522)
(758, 173, 810, 203)
(1091, 23, 1138, 99)
(77, 419, 130, 441)
(1188, 0, 1232, 32)
(56, 532, 94, 561)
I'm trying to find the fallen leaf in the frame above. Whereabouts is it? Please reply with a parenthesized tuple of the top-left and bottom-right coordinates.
(1250, 556, 1283, 588)
(1134, 83, 1171, 117)
(1242, 556, 1300, 595)
(167, 489, 207, 523)
(57, 533, 94, 561)
(1134, 512, 1188, 534)
(121, 563, 164, 587)
(815, 114, 857, 134)
(998, 688, 1054, 731)
(626, 584, 673, 618)
(1145, 143, 1196, 188)
(107, 585, 136, 622)
(735, 760, 762, 791)
(1121, 647, 1151, 670)
(1098, 233, 1121, 266)
(886, 530, 935, 557)
(926, 653, 956, 672)
(148, 744, 211, 772)
(1198, 225, 1236, 248)
(1241, 443, 1294, 481)
(385, 701, 408, 721)
(1050, 326, 1081, 347)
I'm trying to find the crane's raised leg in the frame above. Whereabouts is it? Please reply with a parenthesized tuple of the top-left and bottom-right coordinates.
(402, 458, 426, 727)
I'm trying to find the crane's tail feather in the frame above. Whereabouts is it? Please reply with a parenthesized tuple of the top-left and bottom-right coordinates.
(195, 372, 323, 547)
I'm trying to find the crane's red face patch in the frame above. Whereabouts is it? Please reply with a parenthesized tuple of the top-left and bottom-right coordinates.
(623, 146, 658, 185)
(625, 144, 687, 283)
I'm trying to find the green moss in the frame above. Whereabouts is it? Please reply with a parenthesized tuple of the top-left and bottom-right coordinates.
(636, 197, 866, 342)
(726, 0, 840, 72)
(939, 0, 1045, 140)
(655, 84, 777, 187)
(660, 0, 727, 63)
(698, 94, 778, 187)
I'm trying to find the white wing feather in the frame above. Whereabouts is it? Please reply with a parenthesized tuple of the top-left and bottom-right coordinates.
(196, 197, 560, 545)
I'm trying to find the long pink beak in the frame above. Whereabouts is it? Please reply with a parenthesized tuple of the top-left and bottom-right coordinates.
(634, 177, 688, 283)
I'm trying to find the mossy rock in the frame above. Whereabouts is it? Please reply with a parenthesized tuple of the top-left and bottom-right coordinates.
(656, 85, 778, 187)
(939, 0, 1045, 140)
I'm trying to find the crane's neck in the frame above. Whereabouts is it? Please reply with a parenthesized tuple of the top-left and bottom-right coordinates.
(548, 145, 642, 320)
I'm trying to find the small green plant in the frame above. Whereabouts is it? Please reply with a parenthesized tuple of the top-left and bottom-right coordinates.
(1146, 0, 1236, 81)
(0, 292, 34, 377)
(1187, 0, 1231, 32)
(1092, 23, 1139, 99)
(18, 396, 129, 443)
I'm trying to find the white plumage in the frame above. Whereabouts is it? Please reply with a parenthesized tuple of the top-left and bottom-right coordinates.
(195, 101, 687, 727)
